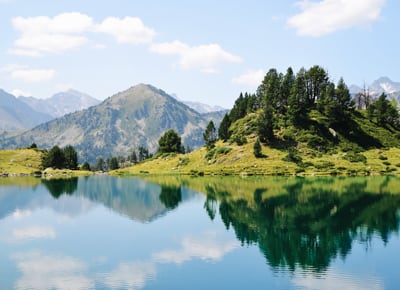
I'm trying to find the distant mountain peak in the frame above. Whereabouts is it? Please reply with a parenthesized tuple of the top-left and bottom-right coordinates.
(351, 77, 400, 96)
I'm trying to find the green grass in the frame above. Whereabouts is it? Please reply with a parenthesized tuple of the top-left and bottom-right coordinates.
(113, 109, 400, 177)
(0, 149, 43, 175)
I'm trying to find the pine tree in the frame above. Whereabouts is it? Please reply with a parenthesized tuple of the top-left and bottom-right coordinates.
(218, 113, 231, 141)
(203, 120, 217, 150)
(63, 145, 78, 170)
(253, 138, 263, 158)
(158, 129, 183, 153)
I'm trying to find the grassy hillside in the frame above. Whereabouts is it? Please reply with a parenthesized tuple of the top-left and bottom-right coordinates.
(0, 149, 43, 175)
(113, 109, 400, 177)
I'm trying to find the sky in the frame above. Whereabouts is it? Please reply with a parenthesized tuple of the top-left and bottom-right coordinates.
(0, 0, 399, 108)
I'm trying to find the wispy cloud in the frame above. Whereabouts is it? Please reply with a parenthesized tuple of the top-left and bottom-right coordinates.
(12, 251, 94, 290)
(101, 262, 156, 290)
(153, 232, 239, 264)
(97, 17, 155, 45)
(10, 68, 56, 82)
(292, 268, 384, 290)
(232, 69, 265, 86)
(1, 64, 56, 82)
(150, 40, 242, 73)
(12, 226, 56, 241)
(288, 0, 386, 36)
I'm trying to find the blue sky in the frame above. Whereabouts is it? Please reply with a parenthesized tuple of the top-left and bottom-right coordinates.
(0, 0, 398, 108)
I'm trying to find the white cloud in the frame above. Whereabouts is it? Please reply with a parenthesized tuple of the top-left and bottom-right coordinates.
(232, 69, 265, 86)
(12, 251, 94, 290)
(12, 226, 56, 241)
(12, 13, 93, 55)
(97, 17, 155, 45)
(151, 40, 242, 72)
(288, 0, 386, 36)
(10, 68, 56, 82)
(292, 269, 384, 290)
(11, 209, 32, 219)
(102, 262, 156, 290)
(11, 13, 154, 56)
(153, 232, 239, 264)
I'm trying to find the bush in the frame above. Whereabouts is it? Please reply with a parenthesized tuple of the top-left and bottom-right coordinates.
(314, 161, 335, 170)
(231, 134, 247, 146)
(283, 148, 302, 164)
(379, 155, 388, 160)
(343, 152, 367, 163)
(383, 161, 391, 166)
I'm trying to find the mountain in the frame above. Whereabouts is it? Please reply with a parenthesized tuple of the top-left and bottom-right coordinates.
(170, 93, 226, 113)
(350, 77, 400, 106)
(183, 101, 226, 114)
(0, 84, 223, 162)
(0, 89, 53, 130)
(369, 77, 400, 95)
(19, 89, 100, 118)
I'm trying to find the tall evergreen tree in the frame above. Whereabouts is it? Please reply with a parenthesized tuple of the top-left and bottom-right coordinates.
(42, 146, 65, 169)
(288, 68, 308, 125)
(218, 113, 231, 141)
(253, 138, 263, 158)
(95, 157, 105, 171)
(258, 104, 274, 143)
(63, 145, 78, 170)
(203, 120, 217, 150)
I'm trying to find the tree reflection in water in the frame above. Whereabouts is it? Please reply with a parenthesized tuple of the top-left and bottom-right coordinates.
(204, 176, 400, 272)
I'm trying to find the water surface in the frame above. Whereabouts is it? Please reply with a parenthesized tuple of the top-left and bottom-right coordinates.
(0, 175, 399, 289)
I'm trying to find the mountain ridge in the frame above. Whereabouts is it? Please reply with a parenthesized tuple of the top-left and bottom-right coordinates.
(0, 84, 224, 163)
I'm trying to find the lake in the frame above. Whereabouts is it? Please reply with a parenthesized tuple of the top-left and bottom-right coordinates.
(0, 175, 400, 290)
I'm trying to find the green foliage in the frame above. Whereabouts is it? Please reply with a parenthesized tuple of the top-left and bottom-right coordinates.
(205, 146, 232, 160)
(283, 148, 302, 164)
(29, 143, 37, 149)
(107, 157, 120, 170)
(158, 129, 183, 154)
(368, 93, 400, 127)
(343, 152, 367, 163)
(38, 144, 78, 170)
(81, 161, 91, 171)
(159, 185, 182, 209)
(63, 145, 78, 170)
(233, 134, 247, 146)
(218, 113, 231, 141)
(203, 120, 217, 150)
(253, 138, 263, 158)
(95, 157, 105, 171)
(138, 146, 150, 161)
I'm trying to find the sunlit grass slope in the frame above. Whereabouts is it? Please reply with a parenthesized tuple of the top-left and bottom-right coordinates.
(0, 149, 42, 175)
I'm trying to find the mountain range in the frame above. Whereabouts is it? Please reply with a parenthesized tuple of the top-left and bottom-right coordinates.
(19, 89, 101, 118)
(0, 84, 225, 163)
(0, 89, 53, 130)
(350, 77, 400, 104)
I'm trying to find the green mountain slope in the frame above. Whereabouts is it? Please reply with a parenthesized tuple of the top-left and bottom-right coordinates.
(0, 84, 222, 163)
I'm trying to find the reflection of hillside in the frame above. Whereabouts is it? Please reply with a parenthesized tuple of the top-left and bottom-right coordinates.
(201, 176, 400, 272)
(71, 176, 197, 223)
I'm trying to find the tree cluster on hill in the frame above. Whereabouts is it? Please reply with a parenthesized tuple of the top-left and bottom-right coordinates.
(42, 145, 78, 169)
(218, 66, 400, 146)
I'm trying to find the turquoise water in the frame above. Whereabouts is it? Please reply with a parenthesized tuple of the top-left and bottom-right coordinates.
(0, 175, 399, 289)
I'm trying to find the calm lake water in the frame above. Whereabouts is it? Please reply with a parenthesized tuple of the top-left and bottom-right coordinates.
(1, 175, 400, 290)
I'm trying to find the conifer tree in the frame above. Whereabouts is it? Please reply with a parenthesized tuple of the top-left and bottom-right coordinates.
(218, 113, 231, 141)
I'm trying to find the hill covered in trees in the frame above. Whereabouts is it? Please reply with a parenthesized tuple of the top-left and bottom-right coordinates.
(115, 66, 400, 176)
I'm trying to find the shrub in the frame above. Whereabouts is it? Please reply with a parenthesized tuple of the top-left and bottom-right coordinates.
(379, 155, 388, 160)
(283, 148, 302, 164)
(343, 152, 367, 163)
(314, 161, 335, 170)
